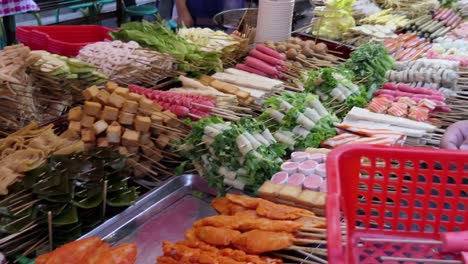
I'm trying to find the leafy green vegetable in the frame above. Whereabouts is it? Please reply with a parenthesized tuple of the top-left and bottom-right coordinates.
(343, 43, 393, 99)
(111, 20, 222, 77)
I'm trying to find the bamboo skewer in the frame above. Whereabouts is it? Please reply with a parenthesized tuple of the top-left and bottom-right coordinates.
(273, 253, 322, 264)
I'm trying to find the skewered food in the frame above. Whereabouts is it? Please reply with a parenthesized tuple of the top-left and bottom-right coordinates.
(111, 21, 222, 76)
(342, 24, 397, 46)
(373, 0, 439, 18)
(77, 40, 176, 88)
(177, 117, 286, 193)
(387, 59, 459, 89)
(193, 215, 304, 232)
(36, 237, 137, 264)
(69, 83, 186, 179)
(360, 8, 410, 28)
(0, 123, 84, 194)
(195, 226, 241, 246)
(232, 230, 294, 254)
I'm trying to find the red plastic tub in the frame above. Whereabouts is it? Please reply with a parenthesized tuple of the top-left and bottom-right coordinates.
(16, 25, 112, 56)
(327, 144, 468, 263)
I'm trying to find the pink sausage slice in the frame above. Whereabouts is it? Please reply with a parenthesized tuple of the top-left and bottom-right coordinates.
(291, 151, 309, 162)
(271, 172, 289, 184)
(316, 163, 327, 178)
(281, 162, 299, 174)
(287, 173, 306, 186)
(298, 160, 318, 176)
(308, 153, 326, 163)
(319, 180, 327, 192)
(303, 175, 323, 191)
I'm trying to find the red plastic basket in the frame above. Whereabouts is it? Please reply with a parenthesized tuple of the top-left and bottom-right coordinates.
(326, 144, 468, 264)
(16, 25, 113, 56)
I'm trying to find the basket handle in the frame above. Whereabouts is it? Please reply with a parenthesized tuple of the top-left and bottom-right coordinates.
(327, 193, 346, 263)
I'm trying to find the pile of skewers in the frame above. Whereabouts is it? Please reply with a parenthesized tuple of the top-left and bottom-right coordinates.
(322, 125, 406, 147)
(265, 38, 344, 70)
(446, 21, 468, 41)
(0, 46, 108, 134)
(77, 40, 177, 88)
(0, 45, 38, 133)
(129, 83, 248, 121)
(157, 194, 332, 264)
(210, 68, 284, 107)
(373, 0, 439, 18)
(258, 92, 336, 150)
(342, 24, 397, 46)
(177, 117, 286, 192)
(384, 33, 433, 61)
(426, 38, 468, 67)
(68, 82, 188, 180)
(339, 107, 440, 146)
(359, 8, 410, 29)
(386, 58, 460, 90)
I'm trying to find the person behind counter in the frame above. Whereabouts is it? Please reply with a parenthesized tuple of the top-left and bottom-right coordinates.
(173, 0, 250, 27)
(441, 121, 468, 149)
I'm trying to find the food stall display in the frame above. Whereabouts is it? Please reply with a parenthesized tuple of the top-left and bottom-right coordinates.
(2, 1, 468, 261)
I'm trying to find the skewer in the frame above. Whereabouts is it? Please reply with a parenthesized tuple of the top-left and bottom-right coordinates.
(290, 246, 328, 255)
(295, 249, 328, 264)
(297, 232, 327, 238)
(294, 238, 327, 244)
(273, 253, 321, 264)
(102, 180, 108, 218)
(47, 211, 53, 251)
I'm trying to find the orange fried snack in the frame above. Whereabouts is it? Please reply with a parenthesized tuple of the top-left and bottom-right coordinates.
(234, 210, 259, 218)
(162, 241, 245, 264)
(226, 194, 261, 209)
(35, 237, 137, 264)
(95, 243, 137, 264)
(156, 256, 179, 264)
(85, 243, 111, 264)
(256, 200, 314, 220)
(210, 197, 232, 215)
(194, 226, 241, 246)
(194, 215, 303, 233)
(232, 230, 294, 254)
(211, 196, 248, 215)
(44, 237, 103, 264)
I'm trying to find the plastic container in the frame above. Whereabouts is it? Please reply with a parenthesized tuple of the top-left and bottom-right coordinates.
(16, 25, 112, 57)
(327, 144, 468, 264)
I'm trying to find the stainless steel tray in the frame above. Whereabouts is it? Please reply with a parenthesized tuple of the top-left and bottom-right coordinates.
(82, 174, 326, 264)
(81, 174, 218, 264)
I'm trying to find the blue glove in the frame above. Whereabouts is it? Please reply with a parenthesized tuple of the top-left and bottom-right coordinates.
(441, 120, 468, 150)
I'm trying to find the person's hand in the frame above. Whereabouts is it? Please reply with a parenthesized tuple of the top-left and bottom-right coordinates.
(441, 120, 468, 150)
(178, 9, 193, 28)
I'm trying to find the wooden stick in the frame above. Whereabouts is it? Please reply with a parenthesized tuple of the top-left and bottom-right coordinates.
(290, 245, 328, 255)
(295, 249, 328, 264)
(48, 211, 53, 251)
(297, 232, 327, 238)
(273, 253, 321, 264)
(294, 238, 326, 244)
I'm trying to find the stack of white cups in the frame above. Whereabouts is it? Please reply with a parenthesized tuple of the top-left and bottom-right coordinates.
(255, 0, 295, 43)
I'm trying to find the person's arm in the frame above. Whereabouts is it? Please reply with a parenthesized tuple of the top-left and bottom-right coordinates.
(175, 0, 194, 27)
